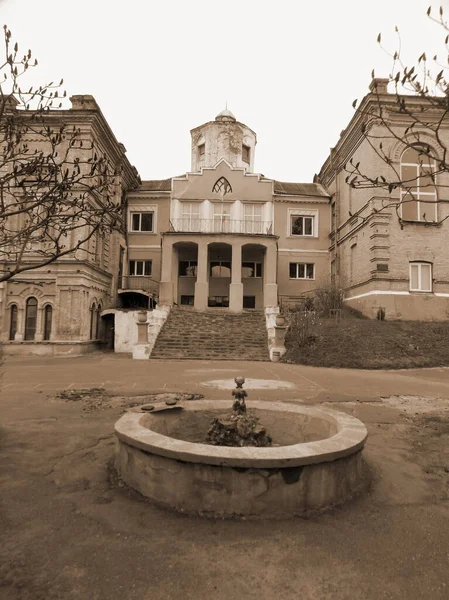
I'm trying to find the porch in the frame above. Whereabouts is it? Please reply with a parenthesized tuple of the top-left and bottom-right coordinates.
(158, 234, 278, 313)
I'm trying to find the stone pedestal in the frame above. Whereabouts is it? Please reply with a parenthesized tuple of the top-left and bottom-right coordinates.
(133, 314, 150, 360)
(270, 324, 288, 362)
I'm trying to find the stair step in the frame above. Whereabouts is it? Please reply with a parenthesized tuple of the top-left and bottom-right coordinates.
(151, 308, 269, 361)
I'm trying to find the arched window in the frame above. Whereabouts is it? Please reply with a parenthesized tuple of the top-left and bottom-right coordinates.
(400, 145, 437, 222)
(9, 304, 18, 341)
(24, 297, 38, 341)
(90, 303, 96, 340)
(212, 177, 232, 195)
(96, 304, 102, 340)
(43, 305, 53, 341)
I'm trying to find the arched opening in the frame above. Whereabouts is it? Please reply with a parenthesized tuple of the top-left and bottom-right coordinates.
(208, 242, 232, 307)
(175, 241, 199, 306)
(242, 243, 266, 309)
(102, 313, 115, 350)
(24, 297, 38, 341)
(90, 303, 97, 339)
(96, 304, 102, 340)
(43, 305, 53, 341)
(9, 304, 18, 340)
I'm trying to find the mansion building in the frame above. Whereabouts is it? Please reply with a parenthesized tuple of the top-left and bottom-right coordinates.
(2, 79, 449, 355)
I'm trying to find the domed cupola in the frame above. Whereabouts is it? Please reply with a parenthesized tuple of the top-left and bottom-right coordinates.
(215, 108, 236, 122)
(190, 108, 257, 173)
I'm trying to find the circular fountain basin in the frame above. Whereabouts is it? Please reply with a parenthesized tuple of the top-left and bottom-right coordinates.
(114, 400, 368, 518)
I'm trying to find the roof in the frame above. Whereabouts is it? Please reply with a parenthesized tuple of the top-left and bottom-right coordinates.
(137, 178, 330, 197)
(138, 179, 172, 192)
(273, 181, 329, 197)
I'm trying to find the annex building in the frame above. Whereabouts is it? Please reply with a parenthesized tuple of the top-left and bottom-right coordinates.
(2, 79, 449, 355)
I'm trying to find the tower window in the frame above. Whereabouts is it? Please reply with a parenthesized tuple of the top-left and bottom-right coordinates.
(242, 144, 250, 163)
(212, 177, 232, 195)
(198, 144, 205, 157)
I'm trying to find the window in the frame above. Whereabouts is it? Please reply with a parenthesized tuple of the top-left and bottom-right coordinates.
(179, 261, 198, 277)
(210, 261, 231, 277)
(181, 202, 200, 231)
(289, 263, 315, 280)
(410, 262, 432, 292)
(400, 146, 437, 222)
(43, 305, 52, 341)
(129, 260, 152, 276)
(131, 212, 154, 232)
(212, 177, 232, 195)
(24, 297, 38, 340)
(90, 303, 96, 340)
(242, 144, 250, 164)
(244, 203, 263, 233)
(180, 295, 194, 306)
(96, 305, 102, 340)
(213, 202, 232, 232)
(198, 143, 205, 157)
(291, 215, 314, 236)
(242, 262, 262, 278)
(9, 304, 18, 340)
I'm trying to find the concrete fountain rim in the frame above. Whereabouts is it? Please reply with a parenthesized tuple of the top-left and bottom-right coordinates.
(115, 400, 368, 468)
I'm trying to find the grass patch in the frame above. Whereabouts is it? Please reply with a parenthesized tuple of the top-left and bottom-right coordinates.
(284, 317, 449, 369)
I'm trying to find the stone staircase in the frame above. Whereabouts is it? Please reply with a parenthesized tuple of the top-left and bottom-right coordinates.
(150, 308, 269, 361)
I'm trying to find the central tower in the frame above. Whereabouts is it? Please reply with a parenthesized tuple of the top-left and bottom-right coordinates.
(190, 109, 257, 173)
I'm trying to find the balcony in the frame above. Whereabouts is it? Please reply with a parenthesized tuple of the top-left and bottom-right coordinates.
(169, 218, 273, 235)
(119, 276, 159, 295)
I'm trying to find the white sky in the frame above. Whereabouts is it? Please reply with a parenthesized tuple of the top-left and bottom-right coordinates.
(1, 0, 449, 182)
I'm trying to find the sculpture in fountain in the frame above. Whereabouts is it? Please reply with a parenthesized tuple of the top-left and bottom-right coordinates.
(206, 376, 272, 447)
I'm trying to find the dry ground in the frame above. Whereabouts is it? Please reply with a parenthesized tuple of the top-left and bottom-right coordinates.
(1, 356, 449, 599)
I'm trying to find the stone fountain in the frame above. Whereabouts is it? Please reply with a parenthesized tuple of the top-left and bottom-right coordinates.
(114, 376, 369, 518)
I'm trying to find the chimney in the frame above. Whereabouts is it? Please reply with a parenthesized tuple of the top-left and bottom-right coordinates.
(369, 78, 389, 95)
(70, 95, 99, 111)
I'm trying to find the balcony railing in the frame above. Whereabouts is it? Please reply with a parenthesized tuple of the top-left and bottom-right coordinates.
(119, 276, 159, 295)
(169, 218, 273, 235)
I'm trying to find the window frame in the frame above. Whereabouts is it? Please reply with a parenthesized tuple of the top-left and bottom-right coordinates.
(400, 145, 437, 222)
(24, 297, 38, 341)
(409, 262, 433, 292)
(242, 144, 251, 164)
(289, 262, 315, 280)
(128, 206, 157, 233)
(43, 304, 53, 341)
(209, 261, 231, 278)
(242, 262, 262, 278)
(129, 259, 152, 277)
(179, 260, 198, 277)
(288, 209, 318, 238)
(9, 304, 18, 341)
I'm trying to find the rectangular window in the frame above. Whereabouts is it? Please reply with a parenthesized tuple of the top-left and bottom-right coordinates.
(409, 262, 432, 292)
(289, 263, 315, 280)
(291, 215, 314, 236)
(242, 262, 262, 278)
(243, 203, 263, 233)
(242, 144, 250, 164)
(129, 260, 152, 276)
(180, 295, 194, 305)
(131, 212, 154, 232)
(179, 261, 198, 277)
(210, 261, 231, 278)
(198, 144, 205, 157)
(181, 202, 200, 231)
(213, 202, 232, 232)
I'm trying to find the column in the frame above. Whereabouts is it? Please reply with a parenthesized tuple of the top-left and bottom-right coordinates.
(159, 238, 174, 306)
(263, 242, 278, 307)
(229, 242, 243, 313)
(34, 306, 44, 341)
(194, 239, 209, 311)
